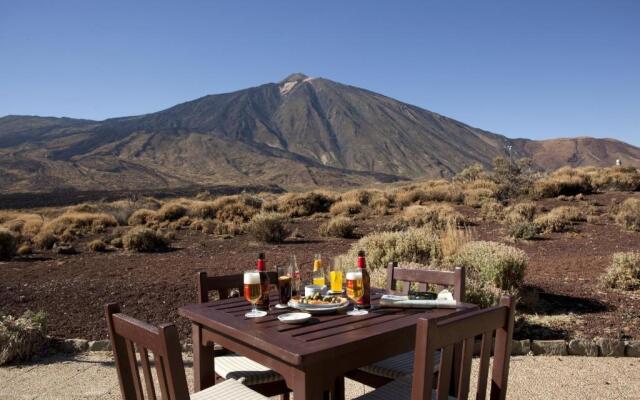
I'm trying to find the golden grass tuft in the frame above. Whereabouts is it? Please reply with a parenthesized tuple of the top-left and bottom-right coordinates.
(400, 204, 467, 229)
(123, 227, 168, 252)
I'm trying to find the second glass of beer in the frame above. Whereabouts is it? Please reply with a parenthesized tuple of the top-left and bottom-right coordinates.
(276, 264, 292, 308)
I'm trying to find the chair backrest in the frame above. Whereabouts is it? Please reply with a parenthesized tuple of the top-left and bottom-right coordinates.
(386, 261, 466, 302)
(105, 303, 190, 400)
(196, 271, 278, 303)
(411, 296, 515, 400)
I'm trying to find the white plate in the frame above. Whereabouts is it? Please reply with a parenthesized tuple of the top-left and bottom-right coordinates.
(277, 312, 312, 324)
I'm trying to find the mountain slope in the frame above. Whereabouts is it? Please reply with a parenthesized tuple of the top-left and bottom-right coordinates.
(1, 73, 638, 193)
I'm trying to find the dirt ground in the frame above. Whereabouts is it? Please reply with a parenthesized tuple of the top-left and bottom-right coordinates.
(1, 192, 638, 342)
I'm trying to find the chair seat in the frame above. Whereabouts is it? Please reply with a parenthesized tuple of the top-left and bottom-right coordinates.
(191, 378, 268, 400)
(215, 354, 284, 385)
(358, 350, 441, 379)
(352, 377, 454, 400)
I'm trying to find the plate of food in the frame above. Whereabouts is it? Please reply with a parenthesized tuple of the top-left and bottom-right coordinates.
(288, 294, 350, 314)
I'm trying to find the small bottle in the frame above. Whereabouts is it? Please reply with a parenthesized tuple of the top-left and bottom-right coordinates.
(312, 253, 325, 286)
(356, 250, 371, 308)
(256, 253, 270, 311)
(290, 255, 301, 296)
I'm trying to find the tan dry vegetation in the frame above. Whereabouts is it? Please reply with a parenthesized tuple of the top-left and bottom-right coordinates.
(615, 197, 640, 231)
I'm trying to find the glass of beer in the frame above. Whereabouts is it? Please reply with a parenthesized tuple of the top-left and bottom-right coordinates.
(346, 270, 368, 316)
(329, 262, 343, 293)
(276, 264, 292, 309)
(244, 270, 267, 318)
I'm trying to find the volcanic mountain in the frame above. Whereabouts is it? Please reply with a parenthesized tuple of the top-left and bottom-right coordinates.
(1, 73, 639, 192)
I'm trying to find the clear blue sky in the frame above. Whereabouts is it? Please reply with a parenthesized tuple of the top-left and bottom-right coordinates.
(1, 1, 638, 145)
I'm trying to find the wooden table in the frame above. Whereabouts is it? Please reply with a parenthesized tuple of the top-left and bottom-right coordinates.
(178, 291, 476, 400)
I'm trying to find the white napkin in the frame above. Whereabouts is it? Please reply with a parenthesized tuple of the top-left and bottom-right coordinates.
(379, 289, 457, 309)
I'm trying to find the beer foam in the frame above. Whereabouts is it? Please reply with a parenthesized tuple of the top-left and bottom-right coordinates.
(244, 272, 261, 284)
(346, 271, 362, 280)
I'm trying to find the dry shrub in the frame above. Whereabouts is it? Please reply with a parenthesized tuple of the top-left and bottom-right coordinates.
(0, 310, 48, 365)
(534, 206, 585, 233)
(157, 202, 187, 221)
(110, 237, 123, 248)
(186, 201, 217, 219)
(615, 198, 640, 231)
(504, 202, 537, 224)
(248, 212, 290, 243)
(191, 219, 245, 236)
(369, 195, 392, 215)
(507, 222, 541, 240)
(88, 239, 108, 252)
(123, 227, 168, 252)
(127, 209, 157, 226)
(439, 222, 473, 259)
(340, 189, 372, 205)
(480, 200, 504, 221)
(421, 181, 464, 203)
(400, 204, 467, 229)
(40, 212, 118, 238)
(0, 228, 19, 261)
(334, 227, 441, 287)
(462, 188, 496, 208)
(0, 213, 43, 238)
(454, 163, 488, 183)
(16, 244, 32, 256)
(329, 200, 362, 216)
(533, 168, 592, 198)
(601, 251, 640, 291)
(448, 241, 528, 307)
(587, 166, 640, 192)
(277, 192, 335, 217)
(319, 216, 355, 238)
(33, 231, 58, 250)
(216, 202, 258, 224)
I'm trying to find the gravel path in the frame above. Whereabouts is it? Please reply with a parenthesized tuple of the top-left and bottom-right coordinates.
(1, 353, 638, 399)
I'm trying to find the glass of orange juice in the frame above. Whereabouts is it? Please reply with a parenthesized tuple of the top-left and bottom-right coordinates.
(329, 261, 343, 293)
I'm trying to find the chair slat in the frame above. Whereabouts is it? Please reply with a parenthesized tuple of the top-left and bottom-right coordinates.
(155, 354, 170, 400)
(475, 332, 494, 400)
(436, 345, 454, 400)
(125, 339, 144, 399)
(456, 337, 475, 399)
(140, 348, 157, 400)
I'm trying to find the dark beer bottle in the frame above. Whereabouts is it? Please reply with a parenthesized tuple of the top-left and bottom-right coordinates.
(256, 253, 270, 310)
(356, 250, 371, 308)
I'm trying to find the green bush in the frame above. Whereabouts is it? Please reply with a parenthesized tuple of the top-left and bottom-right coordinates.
(123, 227, 168, 252)
(601, 251, 640, 291)
(335, 227, 441, 287)
(248, 213, 290, 243)
(0, 311, 48, 365)
(508, 222, 541, 240)
(319, 216, 355, 238)
(448, 241, 528, 307)
(0, 228, 18, 261)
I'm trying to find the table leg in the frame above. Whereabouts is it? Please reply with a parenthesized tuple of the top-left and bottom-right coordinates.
(192, 323, 215, 391)
(291, 369, 325, 400)
(332, 376, 345, 400)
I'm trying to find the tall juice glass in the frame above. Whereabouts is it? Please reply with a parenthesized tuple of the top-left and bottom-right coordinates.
(329, 262, 343, 293)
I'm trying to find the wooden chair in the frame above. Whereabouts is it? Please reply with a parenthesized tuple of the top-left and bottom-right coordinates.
(105, 303, 267, 400)
(353, 296, 516, 400)
(347, 263, 466, 388)
(195, 272, 291, 399)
